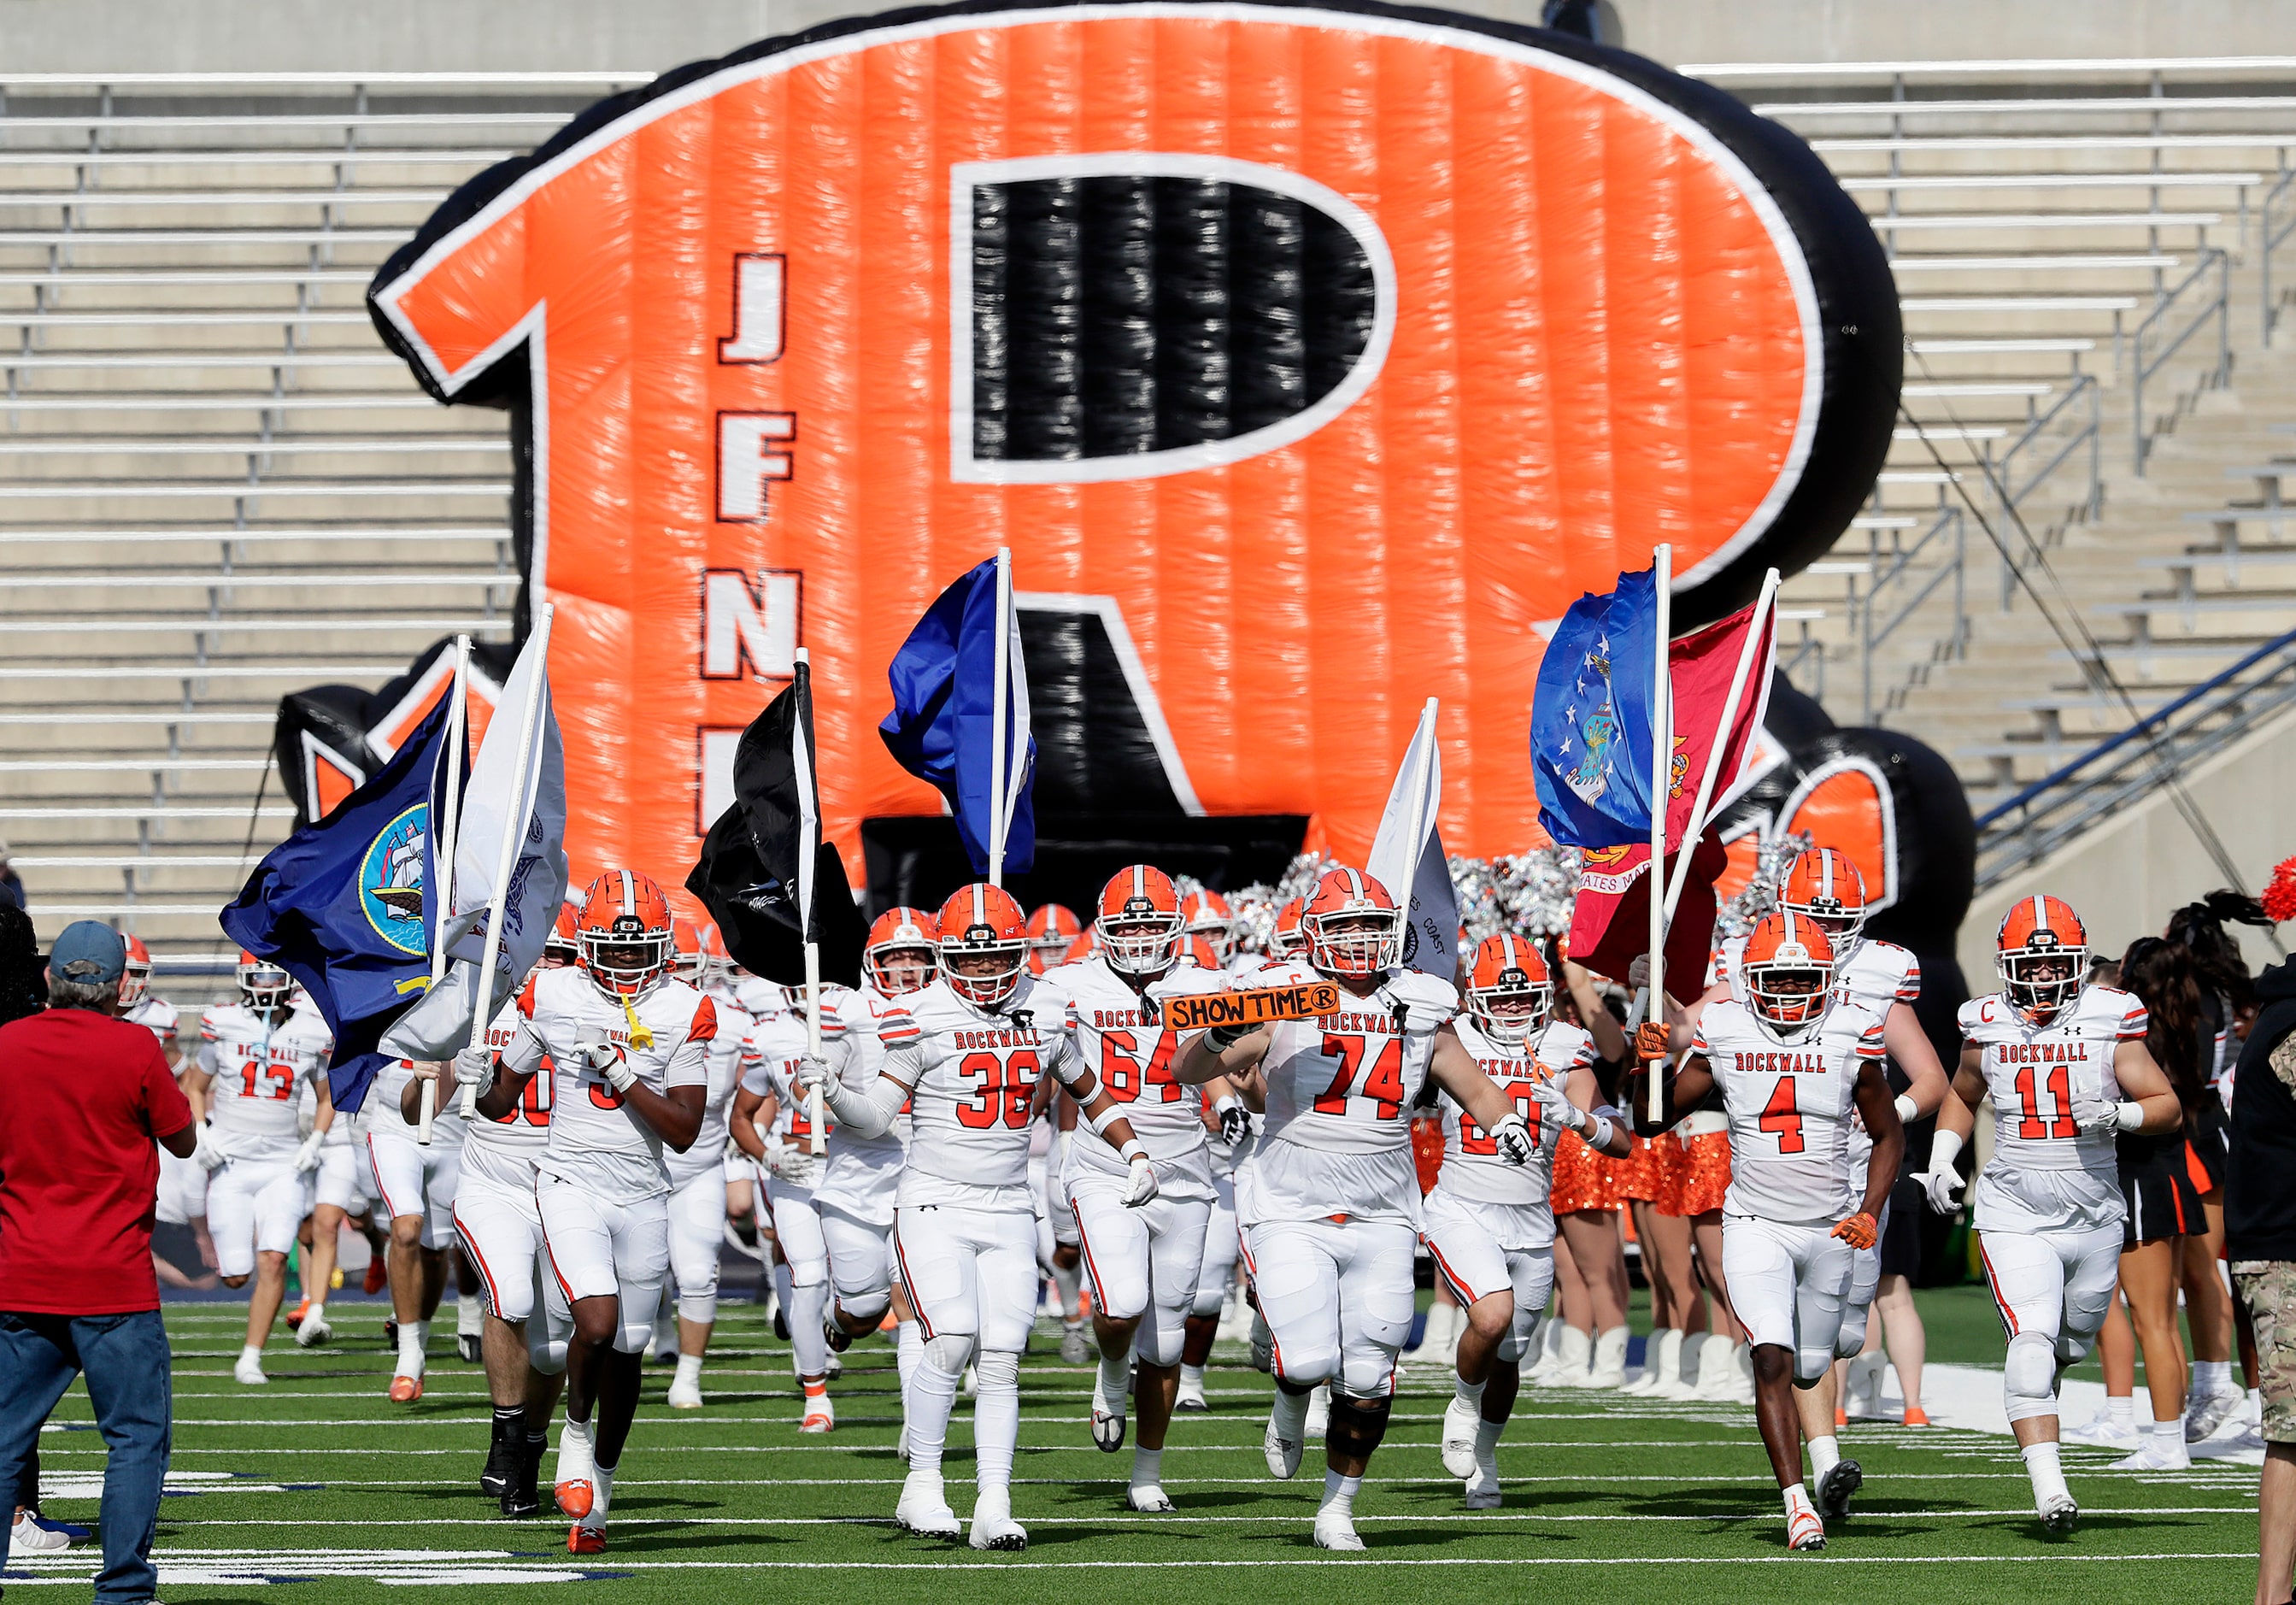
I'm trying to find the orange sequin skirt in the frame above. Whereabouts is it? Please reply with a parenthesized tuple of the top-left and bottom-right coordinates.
(1549, 1128, 1626, 1214)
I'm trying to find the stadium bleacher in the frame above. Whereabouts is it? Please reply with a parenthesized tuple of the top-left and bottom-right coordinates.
(9, 57, 2296, 993)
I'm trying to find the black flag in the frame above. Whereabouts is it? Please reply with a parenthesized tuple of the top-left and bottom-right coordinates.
(687, 659, 867, 986)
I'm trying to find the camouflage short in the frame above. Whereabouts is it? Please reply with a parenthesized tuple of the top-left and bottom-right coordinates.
(2234, 1261, 2296, 1444)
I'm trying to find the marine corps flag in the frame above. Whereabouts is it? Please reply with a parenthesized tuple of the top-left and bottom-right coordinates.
(688, 654, 867, 988)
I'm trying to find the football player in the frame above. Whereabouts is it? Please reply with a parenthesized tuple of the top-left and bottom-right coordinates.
(657, 920, 749, 1408)
(1039, 867, 1236, 1509)
(1917, 897, 2180, 1533)
(367, 1043, 472, 1401)
(187, 951, 335, 1385)
(1180, 888, 1240, 972)
(1169, 867, 1538, 1551)
(808, 883, 1157, 1552)
(1635, 912, 1903, 1553)
(1025, 903, 1083, 976)
(1428, 934, 1628, 1507)
(457, 871, 713, 1555)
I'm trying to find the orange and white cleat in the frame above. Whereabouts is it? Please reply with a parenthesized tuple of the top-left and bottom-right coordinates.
(1834, 1406, 1848, 1429)
(285, 1297, 311, 1331)
(1786, 1493, 1827, 1552)
(800, 1384, 835, 1433)
(556, 1479, 595, 1519)
(388, 1374, 424, 1404)
(555, 1414, 597, 1516)
(363, 1258, 390, 1296)
(567, 1522, 606, 1555)
(565, 1465, 614, 1549)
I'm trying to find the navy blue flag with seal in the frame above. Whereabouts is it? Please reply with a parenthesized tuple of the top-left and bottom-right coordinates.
(221, 693, 460, 1114)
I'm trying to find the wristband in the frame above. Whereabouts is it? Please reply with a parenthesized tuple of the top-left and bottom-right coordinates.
(1586, 1114, 1613, 1152)
(1894, 1093, 1919, 1124)
(1206, 1022, 1251, 1052)
(1213, 1095, 1240, 1119)
(1928, 1127, 1964, 1172)
(2113, 1100, 2145, 1132)
(1121, 1138, 1150, 1165)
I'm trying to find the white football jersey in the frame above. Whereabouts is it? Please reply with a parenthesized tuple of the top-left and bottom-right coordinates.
(458, 1012, 549, 1191)
(500, 966, 715, 1203)
(126, 995, 179, 1049)
(1958, 984, 2141, 1178)
(1247, 961, 1458, 1226)
(1438, 1016, 1594, 1210)
(666, 994, 751, 1189)
(876, 972, 1091, 1201)
(196, 1002, 333, 1160)
(1694, 995, 1884, 1224)
(369, 1057, 467, 1149)
(811, 984, 913, 1220)
(1047, 955, 1226, 1198)
(738, 999, 844, 1151)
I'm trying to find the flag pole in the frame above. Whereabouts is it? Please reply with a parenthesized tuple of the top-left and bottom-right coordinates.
(796, 647, 827, 1155)
(461, 604, 554, 1120)
(417, 634, 470, 1146)
(989, 547, 1012, 889)
(1647, 545, 1672, 1126)
(1659, 568, 1780, 928)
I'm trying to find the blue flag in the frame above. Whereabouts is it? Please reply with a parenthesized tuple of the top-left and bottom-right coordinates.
(1530, 567, 1665, 850)
(221, 694, 458, 1113)
(879, 556, 1036, 875)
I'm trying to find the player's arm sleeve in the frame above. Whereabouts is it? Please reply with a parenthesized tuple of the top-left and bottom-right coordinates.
(823, 1053, 911, 1138)
(1897, 956, 1923, 1002)
(498, 1015, 548, 1079)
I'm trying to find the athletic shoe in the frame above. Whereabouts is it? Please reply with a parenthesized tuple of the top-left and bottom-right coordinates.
(388, 1375, 424, 1404)
(1901, 1407, 1931, 1426)
(2038, 1491, 2079, 1536)
(382, 1318, 399, 1351)
(1091, 1371, 1127, 1453)
(1060, 1325, 1091, 1366)
(233, 1353, 267, 1386)
(363, 1259, 389, 1296)
(896, 1472, 961, 1539)
(1787, 1504, 1826, 1551)
(1263, 1415, 1303, 1479)
(772, 1305, 790, 1341)
(1304, 1385, 1330, 1440)
(567, 1523, 607, 1555)
(502, 1439, 543, 1520)
(1441, 1396, 1480, 1480)
(667, 1373, 703, 1410)
(2107, 1439, 2190, 1473)
(1464, 1465, 1503, 1510)
(482, 1429, 519, 1498)
(2184, 1386, 2243, 1443)
(800, 1390, 835, 1433)
(2063, 1411, 2140, 1450)
(294, 1313, 332, 1349)
(968, 1496, 1028, 1552)
(1175, 1371, 1207, 1413)
(555, 1416, 596, 1518)
(1816, 1458, 1863, 1521)
(285, 1297, 310, 1331)
(1127, 1483, 1174, 1513)
(824, 1350, 843, 1381)
(457, 1332, 484, 1365)
(10, 1511, 72, 1554)
(1312, 1510, 1365, 1551)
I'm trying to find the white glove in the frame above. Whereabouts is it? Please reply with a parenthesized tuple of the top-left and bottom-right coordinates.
(766, 1137, 817, 1185)
(792, 1055, 831, 1096)
(1488, 1110, 1536, 1167)
(2071, 1092, 2140, 1136)
(293, 1132, 324, 1174)
(454, 1051, 494, 1099)
(192, 1124, 227, 1172)
(1526, 1074, 1589, 1134)
(1918, 1128, 1965, 1214)
(1121, 1143, 1160, 1208)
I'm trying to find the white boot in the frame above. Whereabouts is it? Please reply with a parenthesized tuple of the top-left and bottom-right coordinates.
(1579, 1325, 1630, 1389)
(1729, 1340, 1758, 1404)
(1624, 1328, 1675, 1396)
(1547, 1324, 1592, 1388)
(1694, 1334, 1739, 1400)
(1524, 1317, 1565, 1385)
(1658, 1332, 1705, 1400)
(1842, 1349, 1887, 1420)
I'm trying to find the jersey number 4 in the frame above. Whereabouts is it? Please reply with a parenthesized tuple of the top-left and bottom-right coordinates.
(2014, 1063, 2080, 1140)
(1759, 1077, 1805, 1154)
(1313, 1033, 1406, 1121)
(1099, 1030, 1183, 1105)
(956, 1050, 1038, 1129)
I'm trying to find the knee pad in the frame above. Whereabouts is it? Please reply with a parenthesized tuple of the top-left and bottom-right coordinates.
(1835, 1305, 1870, 1361)
(924, 1332, 977, 1375)
(677, 1290, 719, 1326)
(972, 1349, 1020, 1394)
(528, 1334, 568, 1377)
(1136, 1307, 1188, 1370)
(612, 1316, 654, 1355)
(1191, 1285, 1226, 1320)
(788, 1258, 828, 1289)
(1325, 1393, 1393, 1462)
(2002, 1332, 2062, 1422)
(1794, 1347, 1833, 1387)
(1497, 1308, 1541, 1366)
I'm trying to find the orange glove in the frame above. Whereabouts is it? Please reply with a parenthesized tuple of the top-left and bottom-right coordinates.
(1831, 1212, 1878, 1250)
(1634, 1021, 1671, 1062)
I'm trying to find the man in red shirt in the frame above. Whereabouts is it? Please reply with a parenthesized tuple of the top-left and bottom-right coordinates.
(0, 922, 197, 1605)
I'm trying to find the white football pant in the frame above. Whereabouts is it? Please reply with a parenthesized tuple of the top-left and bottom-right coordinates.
(1243, 1216, 1418, 1397)
(366, 1129, 460, 1249)
(206, 1157, 310, 1279)
(895, 1203, 1041, 1353)
(536, 1175, 669, 1354)
(1070, 1178, 1211, 1367)
(1978, 1224, 2123, 1424)
(314, 1142, 366, 1214)
(1720, 1214, 1856, 1385)
(819, 1204, 895, 1326)
(1419, 1188, 1554, 1363)
(1190, 1173, 1242, 1320)
(666, 1164, 726, 1326)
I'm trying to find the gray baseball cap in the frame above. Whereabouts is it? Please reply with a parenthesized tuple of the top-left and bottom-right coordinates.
(50, 920, 126, 985)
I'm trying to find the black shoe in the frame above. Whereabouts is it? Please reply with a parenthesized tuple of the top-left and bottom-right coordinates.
(825, 1321, 853, 1354)
(383, 1317, 399, 1350)
(500, 1434, 544, 1519)
(1816, 1458, 1862, 1522)
(481, 1434, 516, 1500)
(772, 1306, 790, 1341)
(457, 1332, 484, 1365)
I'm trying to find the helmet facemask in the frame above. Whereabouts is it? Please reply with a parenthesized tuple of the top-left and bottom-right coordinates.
(1469, 980, 1550, 1048)
(1099, 908, 1183, 976)
(942, 933, 1027, 1008)
(1746, 960, 1830, 1035)
(1999, 947, 2085, 1023)
(1307, 909, 1399, 980)
(238, 959, 292, 1012)
(866, 942, 937, 997)
(583, 924, 672, 998)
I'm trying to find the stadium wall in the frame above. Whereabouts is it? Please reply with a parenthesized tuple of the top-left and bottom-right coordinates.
(6, 0, 2294, 74)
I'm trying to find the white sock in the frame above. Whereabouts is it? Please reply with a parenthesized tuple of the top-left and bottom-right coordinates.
(238, 1343, 264, 1367)
(1472, 1414, 1506, 1466)
(972, 1350, 1021, 1497)
(578, 1463, 614, 1530)
(673, 1353, 703, 1390)
(303, 1300, 325, 1326)
(1099, 1348, 1131, 1408)
(2152, 1417, 2185, 1449)
(1453, 1373, 1488, 1409)
(1179, 1361, 1206, 1391)
(1808, 1433, 1841, 1482)
(2104, 1395, 2135, 1429)
(2022, 1440, 2067, 1504)
(1318, 1470, 1361, 1518)
(398, 1326, 427, 1378)
(2193, 1359, 2231, 1396)
(1270, 1385, 1311, 1442)
(907, 1349, 962, 1479)
(896, 1320, 923, 1411)
(1131, 1445, 1163, 1489)
(1053, 1261, 1083, 1322)
(790, 1279, 829, 1379)
(457, 1296, 483, 1338)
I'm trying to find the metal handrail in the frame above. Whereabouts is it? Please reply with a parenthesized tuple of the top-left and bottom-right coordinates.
(2264, 166, 2296, 343)
(1688, 56, 2296, 79)
(2133, 246, 2232, 474)
(1859, 505, 1964, 724)
(1975, 623, 2296, 885)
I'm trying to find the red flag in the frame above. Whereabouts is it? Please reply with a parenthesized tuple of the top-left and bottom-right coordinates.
(1565, 835, 1731, 991)
(1659, 603, 1776, 852)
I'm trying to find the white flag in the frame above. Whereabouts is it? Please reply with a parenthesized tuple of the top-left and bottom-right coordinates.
(379, 630, 567, 1058)
(1366, 698, 1459, 980)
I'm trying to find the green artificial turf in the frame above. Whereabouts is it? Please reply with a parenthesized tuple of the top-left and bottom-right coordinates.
(12, 1292, 2258, 1603)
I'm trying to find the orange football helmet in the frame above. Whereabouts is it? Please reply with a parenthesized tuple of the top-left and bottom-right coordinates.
(1740, 911, 1835, 1030)
(1268, 896, 1308, 960)
(576, 869, 676, 997)
(670, 919, 705, 985)
(1182, 933, 1225, 970)
(120, 933, 154, 1008)
(936, 883, 1031, 1008)
(1301, 868, 1400, 980)
(865, 905, 940, 997)
(1779, 848, 1870, 948)
(237, 948, 292, 1010)
(1465, 932, 1552, 1046)
(1181, 888, 1236, 966)
(1095, 866, 1185, 976)
(1025, 903, 1083, 974)
(1996, 894, 2088, 1021)
(544, 902, 581, 967)
(1063, 930, 1100, 963)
